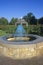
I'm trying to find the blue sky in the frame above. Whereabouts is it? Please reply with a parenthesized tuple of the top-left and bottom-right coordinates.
(0, 0, 43, 21)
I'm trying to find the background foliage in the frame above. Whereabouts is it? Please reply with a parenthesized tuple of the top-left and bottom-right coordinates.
(0, 12, 43, 36)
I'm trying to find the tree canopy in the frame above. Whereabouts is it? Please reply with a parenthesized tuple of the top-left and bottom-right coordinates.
(9, 18, 18, 25)
(30, 16, 37, 25)
(23, 12, 34, 24)
(38, 17, 43, 24)
(0, 17, 8, 25)
(0, 12, 43, 25)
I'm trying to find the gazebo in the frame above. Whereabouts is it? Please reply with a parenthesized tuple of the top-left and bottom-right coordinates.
(15, 19, 28, 26)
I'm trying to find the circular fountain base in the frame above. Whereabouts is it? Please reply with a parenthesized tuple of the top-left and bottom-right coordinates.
(0, 34, 43, 59)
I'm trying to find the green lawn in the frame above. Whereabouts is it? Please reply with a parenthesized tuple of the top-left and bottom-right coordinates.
(0, 30, 7, 36)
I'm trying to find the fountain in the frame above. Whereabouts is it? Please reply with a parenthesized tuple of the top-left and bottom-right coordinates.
(7, 24, 29, 41)
(7, 24, 36, 42)
(0, 24, 43, 59)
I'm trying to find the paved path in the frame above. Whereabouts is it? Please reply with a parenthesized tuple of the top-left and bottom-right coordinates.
(0, 56, 43, 65)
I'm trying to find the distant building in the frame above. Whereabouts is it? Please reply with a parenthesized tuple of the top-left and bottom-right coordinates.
(15, 19, 28, 26)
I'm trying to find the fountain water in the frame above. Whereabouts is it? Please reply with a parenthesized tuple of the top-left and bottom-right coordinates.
(7, 24, 30, 41)
(7, 24, 36, 42)
(15, 24, 26, 37)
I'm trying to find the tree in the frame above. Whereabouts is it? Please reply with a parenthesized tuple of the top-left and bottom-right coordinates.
(27, 13, 33, 20)
(23, 12, 34, 24)
(0, 17, 8, 25)
(30, 16, 37, 25)
(23, 16, 28, 22)
(38, 17, 43, 34)
(38, 17, 43, 24)
(9, 18, 18, 25)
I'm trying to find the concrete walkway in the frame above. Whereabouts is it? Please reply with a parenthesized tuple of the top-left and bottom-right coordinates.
(0, 56, 43, 65)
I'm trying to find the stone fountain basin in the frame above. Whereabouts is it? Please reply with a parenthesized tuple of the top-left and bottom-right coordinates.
(0, 34, 43, 59)
(0, 34, 43, 44)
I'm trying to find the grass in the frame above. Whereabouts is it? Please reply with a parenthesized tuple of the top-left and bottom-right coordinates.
(0, 30, 7, 36)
